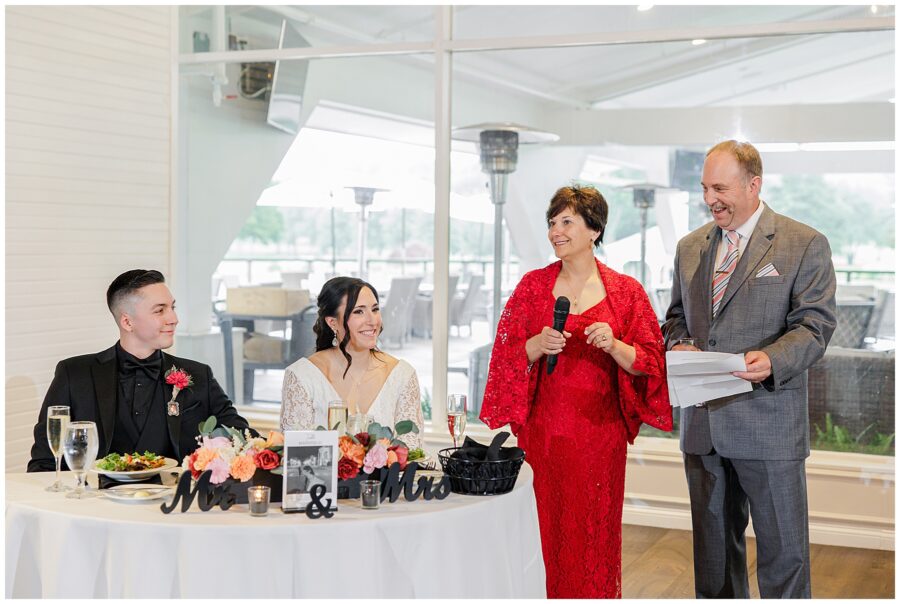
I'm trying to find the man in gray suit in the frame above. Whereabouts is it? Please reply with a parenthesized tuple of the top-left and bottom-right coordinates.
(664, 140, 836, 598)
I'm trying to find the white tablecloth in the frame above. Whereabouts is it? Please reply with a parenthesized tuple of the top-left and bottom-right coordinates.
(6, 465, 546, 598)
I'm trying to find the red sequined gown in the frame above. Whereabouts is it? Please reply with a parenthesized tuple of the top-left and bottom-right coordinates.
(480, 260, 672, 599)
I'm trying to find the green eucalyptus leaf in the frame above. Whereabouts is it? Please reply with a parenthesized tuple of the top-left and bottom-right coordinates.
(210, 427, 230, 439)
(390, 438, 405, 448)
(201, 416, 217, 435)
(367, 422, 383, 436)
(226, 426, 245, 445)
(394, 420, 416, 435)
(270, 466, 284, 476)
(269, 445, 283, 453)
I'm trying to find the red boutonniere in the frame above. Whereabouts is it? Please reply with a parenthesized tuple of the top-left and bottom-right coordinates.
(164, 366, 194, 417)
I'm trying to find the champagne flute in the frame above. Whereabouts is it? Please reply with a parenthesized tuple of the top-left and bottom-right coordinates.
(45, 405, 71, 492)
(327, 400, 349, 432)
(62, 421, 99, 499)
(447, 394, 467, 448)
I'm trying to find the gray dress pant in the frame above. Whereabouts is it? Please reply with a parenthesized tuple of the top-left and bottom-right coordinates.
(684, 452, 811, 599)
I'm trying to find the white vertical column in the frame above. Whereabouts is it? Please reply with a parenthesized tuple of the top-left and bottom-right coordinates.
(431, 5, 452, 435)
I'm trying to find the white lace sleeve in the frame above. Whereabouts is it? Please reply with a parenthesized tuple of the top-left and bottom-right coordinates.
(394, 369, 424, 450)
(280, 368, 316, 431)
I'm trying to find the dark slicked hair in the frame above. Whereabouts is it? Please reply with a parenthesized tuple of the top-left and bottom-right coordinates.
(106, 269, 166, 318)
(546, 185, 609, 247)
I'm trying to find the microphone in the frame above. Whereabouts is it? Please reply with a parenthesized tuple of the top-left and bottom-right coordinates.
(546, 296, 570, 375)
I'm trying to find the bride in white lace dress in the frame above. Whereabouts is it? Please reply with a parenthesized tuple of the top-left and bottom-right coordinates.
(281, 277, 424, 449)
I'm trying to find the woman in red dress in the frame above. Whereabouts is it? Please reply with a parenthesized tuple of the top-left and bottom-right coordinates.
(480, 185, 672, 598)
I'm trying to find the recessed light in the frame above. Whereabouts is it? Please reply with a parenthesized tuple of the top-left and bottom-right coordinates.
(870, 5, 879, 14)
(692, 39, 707, 46)
(637, 4, 654, 11)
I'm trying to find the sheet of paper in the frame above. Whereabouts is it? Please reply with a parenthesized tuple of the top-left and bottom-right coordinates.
(665, 351, 753, 408)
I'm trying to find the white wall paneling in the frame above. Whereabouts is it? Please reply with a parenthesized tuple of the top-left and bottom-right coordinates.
(5, 6, 175, 472)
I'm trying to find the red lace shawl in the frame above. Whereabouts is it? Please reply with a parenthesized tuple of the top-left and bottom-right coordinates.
(479, 259, 673, 443)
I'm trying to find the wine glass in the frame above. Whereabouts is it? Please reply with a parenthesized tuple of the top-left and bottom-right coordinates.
(327, 400, 349, 432)
(62, 421, 99, 499)
(45, 405, 71, 492)
(447, 394, 468, 448)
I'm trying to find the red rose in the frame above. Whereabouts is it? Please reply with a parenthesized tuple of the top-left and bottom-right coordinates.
(187, 451, 201, 479)
(389, 445, 409, 469)
(255, 448, 280, 471)
(338, 456, 360, 480)
(355, 433, 370, 447)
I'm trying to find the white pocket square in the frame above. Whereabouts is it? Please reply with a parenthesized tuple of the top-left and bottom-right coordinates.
(756, 263, 780, 278)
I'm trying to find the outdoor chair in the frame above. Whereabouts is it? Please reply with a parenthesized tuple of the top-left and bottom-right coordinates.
(450, 274, 484, 337)
(379, 276, 422, 348)
(832, 300, 876, 348)
(411, 275, 459, 338)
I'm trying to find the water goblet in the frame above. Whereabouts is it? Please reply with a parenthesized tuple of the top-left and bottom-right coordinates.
(447, 394, 468, 448)
(62, 421, 99, 499)
(45, 405, 71, 492)
(346, 413, 372, 436)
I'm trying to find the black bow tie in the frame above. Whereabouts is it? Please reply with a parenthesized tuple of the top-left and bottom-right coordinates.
(120, 355, 162, 380)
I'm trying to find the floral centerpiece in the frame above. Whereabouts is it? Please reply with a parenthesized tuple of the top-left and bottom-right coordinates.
(182, 416, 284, 502)
(336, 420, 420, 498)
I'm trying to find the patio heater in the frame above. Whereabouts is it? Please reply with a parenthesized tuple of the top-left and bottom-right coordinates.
(345, 186, 388, 280)
(624, 183, 668, 289)
(453, 123, 559, 334)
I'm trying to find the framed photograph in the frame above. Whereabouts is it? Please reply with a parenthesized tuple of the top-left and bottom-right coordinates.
(282, 430, 338, 513)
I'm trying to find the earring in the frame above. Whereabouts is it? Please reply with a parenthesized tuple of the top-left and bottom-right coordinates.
(332, 330, 338, 347)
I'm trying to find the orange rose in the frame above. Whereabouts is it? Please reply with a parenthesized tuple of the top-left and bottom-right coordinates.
(386, 450, 399, 467)
(265, 431, 284, 448)
(230, 454, 257, 482)
(338, 436, 365, 467)
(377, 438, 391, 449)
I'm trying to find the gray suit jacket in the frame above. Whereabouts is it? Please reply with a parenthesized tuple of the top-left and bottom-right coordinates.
(664, 205, 837, 460)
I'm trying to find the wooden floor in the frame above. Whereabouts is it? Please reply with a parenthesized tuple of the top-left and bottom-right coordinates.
(622, 525, 895, 599)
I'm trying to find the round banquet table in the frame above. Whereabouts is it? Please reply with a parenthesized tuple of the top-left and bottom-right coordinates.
(6, 464, 546, 598)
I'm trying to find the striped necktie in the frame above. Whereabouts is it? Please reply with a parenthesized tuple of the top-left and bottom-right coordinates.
(712, 230, 740, 318)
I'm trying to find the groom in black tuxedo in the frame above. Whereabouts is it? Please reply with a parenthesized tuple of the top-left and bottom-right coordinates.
(28, 269, 252, 472)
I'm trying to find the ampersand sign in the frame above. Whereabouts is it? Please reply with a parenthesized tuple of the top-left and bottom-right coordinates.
(305, 483, 334, 519)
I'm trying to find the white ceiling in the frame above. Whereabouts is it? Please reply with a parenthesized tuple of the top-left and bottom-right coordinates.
(212, 5, 894, 110)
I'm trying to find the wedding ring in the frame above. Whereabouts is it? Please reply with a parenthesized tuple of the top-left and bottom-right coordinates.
(601, 335, 608, 341)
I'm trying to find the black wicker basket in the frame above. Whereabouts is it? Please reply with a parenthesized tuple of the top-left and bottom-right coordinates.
(438, 447, 525, 496)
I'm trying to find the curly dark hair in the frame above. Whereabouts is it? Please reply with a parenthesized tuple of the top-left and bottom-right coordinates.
(545, 185, 609, 247)
(312, 276, 383, 378)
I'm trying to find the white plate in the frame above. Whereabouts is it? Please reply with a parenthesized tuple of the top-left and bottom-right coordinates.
(91, 457, 180, 482)
(103, 484, 174, 502)
(407, 456, 436, 471)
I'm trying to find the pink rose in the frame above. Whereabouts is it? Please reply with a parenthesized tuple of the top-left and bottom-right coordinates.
(255, 449, 280, 471)
(363, 443, 388, 474)
(202, 436, 231, 449)
(389, 445, 409, 469)
(205, 457, 231, 485)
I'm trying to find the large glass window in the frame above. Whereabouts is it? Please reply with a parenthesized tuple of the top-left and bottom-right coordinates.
(178, 7, 894, 456)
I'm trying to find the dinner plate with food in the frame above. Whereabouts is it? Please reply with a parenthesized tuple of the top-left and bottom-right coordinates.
(91, 451, 180, 482)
